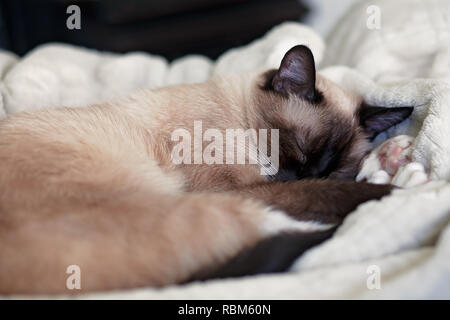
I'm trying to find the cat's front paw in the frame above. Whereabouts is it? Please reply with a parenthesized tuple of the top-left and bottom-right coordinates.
(356, 135, 429, 188)
(391, 162, 429, 188)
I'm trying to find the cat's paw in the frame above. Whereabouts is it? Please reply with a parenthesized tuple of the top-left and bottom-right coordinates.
(391, 162, 429, 188)
(377, 135, 413, 175)
(356, 135, 429, 188)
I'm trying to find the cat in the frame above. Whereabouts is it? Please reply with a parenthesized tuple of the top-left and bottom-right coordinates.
(0, 45, 413, 294)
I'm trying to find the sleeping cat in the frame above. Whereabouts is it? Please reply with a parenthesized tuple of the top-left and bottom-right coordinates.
(0, 45, 412, 294)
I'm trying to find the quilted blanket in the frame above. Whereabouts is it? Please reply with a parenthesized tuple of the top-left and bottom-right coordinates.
(1, 0, 449, 299)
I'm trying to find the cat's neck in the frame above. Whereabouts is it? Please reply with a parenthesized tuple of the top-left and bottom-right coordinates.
(116, 71, 265, 137)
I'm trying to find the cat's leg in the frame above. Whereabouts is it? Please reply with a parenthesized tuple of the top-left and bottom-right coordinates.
(190, 227, 338, 281)
(0, 185, 329, 294)
(233, 179, 394, 224)
(189, 180, 393, 282)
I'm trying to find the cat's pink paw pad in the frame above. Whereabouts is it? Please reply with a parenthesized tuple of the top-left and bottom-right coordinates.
(376, 136, 413, 176)
(357, 135, 429, 188)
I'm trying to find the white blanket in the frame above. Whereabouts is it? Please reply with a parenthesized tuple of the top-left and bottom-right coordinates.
(1, 0, 450, 299)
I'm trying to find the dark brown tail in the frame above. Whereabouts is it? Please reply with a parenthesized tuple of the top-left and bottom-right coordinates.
(188, 227, 337, 282)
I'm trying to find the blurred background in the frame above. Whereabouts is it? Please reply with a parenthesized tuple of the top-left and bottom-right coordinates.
(0, 0, 358, 60)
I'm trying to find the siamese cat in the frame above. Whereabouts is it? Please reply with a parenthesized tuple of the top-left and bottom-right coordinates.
(0, 45, 412, 294)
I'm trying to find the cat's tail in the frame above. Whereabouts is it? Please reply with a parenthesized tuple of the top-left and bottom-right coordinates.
(187, 226, 338, 282)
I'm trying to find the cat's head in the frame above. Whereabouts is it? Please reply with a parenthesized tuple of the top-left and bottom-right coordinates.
(255, 45, 413, 181)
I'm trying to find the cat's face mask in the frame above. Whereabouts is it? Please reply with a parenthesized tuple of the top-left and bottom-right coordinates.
(257, 45, 413, 181)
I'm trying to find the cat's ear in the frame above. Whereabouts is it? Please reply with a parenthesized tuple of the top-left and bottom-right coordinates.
(272, 45, 316, 100)
(359, 103, 413, 140)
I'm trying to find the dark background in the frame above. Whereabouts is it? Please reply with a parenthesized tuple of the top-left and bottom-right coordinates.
(0, 0, 309, 60)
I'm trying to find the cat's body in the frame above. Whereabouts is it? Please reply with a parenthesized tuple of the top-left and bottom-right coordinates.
(0, 46, 412, 294)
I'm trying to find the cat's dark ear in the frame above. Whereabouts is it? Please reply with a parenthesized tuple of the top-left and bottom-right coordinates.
(359, 103, 413, 140)
(272, 45, 316, 100)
